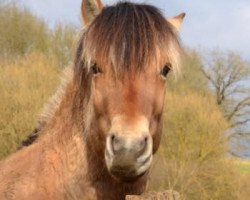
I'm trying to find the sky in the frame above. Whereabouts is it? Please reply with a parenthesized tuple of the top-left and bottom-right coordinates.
(19, 0, 250, 60)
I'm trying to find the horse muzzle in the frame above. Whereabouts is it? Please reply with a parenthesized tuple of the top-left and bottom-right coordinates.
(105, 134, 153, 182)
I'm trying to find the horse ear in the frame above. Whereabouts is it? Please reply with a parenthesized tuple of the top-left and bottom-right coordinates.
(81, 0, 104, 25)
(167, 13, 186, 31)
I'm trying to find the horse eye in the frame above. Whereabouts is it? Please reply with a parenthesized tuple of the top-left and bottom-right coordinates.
(160, 64, 171, 78)
(91, 63, 102, 75)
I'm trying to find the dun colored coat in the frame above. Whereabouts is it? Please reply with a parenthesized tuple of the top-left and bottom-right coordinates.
(0, 1, 185, 199)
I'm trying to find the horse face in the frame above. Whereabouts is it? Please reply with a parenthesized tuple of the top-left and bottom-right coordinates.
(80, 0, 185, 182)
(91, 65, 169, 181)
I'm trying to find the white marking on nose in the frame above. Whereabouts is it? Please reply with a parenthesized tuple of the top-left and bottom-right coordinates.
(137, 136, 153, 163)
(109, 115, 150, 137)
(106, 135, 114, 157)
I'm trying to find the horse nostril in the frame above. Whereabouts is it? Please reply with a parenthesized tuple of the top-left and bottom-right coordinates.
(106, 134, 117, 156)
(107, 134, 151, 157)
(108, 134, 123, 155)
(111, 134, 115, 146)
(137, 136, 148, 154)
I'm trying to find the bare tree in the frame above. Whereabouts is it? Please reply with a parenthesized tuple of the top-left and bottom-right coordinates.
(201, 51, 250, 150)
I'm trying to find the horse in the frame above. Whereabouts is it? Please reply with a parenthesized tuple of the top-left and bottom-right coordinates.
(0, 1, 185, 199)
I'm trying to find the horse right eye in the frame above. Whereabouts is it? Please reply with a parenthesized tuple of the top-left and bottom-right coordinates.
(91, 63, 102, 75)
(160, 63, 171, 78)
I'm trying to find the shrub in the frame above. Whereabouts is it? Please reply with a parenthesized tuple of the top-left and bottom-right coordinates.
(0, 52, 60, 158)
(0, 3, 49, 58)
(0, 3, 77, 67)
(49, 23, 77, 68)
(148, 91, 239, 199)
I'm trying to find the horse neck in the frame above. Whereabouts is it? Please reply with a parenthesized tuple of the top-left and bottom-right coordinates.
(37, 79, 87, 174)
(40, 79, 148, 198)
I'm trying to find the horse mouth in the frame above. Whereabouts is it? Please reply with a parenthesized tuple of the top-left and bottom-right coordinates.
(110, 165, 147, 182)
(105, 150, 153, 182)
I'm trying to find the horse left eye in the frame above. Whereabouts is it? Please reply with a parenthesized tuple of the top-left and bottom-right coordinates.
(160, 64, 171, 77)
(91, 63, 102, 75)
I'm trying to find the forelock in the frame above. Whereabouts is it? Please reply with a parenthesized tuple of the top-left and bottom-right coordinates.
(79, 2, 183, 76)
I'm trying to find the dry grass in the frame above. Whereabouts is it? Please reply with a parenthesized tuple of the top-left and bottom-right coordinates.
(234, 159, 250, 174)
(232, 159, 250, 200)
(238, 172, 250, 200)
(0, 52, 60, 158)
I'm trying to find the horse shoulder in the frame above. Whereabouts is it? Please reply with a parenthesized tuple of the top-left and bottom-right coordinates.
(0, 143, 66, 200)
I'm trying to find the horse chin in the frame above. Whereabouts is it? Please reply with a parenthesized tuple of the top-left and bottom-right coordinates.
(111, 170, 147, 183)
(105, 152, 153, 183)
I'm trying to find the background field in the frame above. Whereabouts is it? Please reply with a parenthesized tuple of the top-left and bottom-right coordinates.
(0, 2, 250, 200)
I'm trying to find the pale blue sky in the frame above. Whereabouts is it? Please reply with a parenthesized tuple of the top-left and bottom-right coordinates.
(19, 0, 250, 60)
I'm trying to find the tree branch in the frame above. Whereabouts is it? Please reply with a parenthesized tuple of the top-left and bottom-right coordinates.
(226, 97, 250, 121)
(230, 119, 250, 128)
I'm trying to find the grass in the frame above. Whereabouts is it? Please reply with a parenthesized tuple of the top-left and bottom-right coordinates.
(233, 159, 250, 199)
(234, 159, 250, 174)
